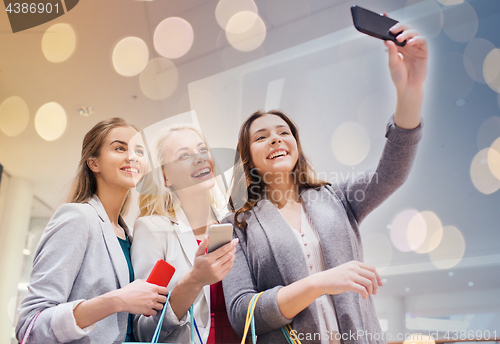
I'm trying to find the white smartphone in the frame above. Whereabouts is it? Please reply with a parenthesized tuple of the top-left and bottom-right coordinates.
(207, 223, 233, 253)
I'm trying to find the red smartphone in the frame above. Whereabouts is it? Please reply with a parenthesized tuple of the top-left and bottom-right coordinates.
(146, 259, 176, 287)
(144, 259, 175, 317)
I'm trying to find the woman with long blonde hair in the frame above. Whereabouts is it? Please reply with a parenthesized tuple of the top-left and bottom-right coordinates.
(132, 124, 239, 343)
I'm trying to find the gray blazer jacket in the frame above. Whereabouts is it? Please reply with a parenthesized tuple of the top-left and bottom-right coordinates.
(222, 117, 422, 344)
(16, 195, 132, 344)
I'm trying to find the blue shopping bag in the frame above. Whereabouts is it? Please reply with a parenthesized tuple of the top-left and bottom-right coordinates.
(123, 292, 203, 344)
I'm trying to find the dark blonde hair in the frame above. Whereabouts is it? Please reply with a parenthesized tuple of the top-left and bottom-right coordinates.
(67, 117, 139, 215)
(229, 109, 329, 228)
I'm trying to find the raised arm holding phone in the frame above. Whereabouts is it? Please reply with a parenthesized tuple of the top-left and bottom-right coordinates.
(222, 12, 428, 344)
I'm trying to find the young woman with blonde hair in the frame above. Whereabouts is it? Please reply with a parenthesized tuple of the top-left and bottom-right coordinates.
(16, 117, 168, 344)
(132, 124, 239, 343)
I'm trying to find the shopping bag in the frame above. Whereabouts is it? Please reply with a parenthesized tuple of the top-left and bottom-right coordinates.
(123, 291, 203, 344)
(240, 292, 301, 344)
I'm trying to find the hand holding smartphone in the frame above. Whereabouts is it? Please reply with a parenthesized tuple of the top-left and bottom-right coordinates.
(207, 223, 233, 253)
(351, 5, 406, 47)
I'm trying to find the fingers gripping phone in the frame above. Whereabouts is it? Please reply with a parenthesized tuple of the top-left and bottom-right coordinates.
(207, 224, 233, 253)
(351, 5, 406, 47)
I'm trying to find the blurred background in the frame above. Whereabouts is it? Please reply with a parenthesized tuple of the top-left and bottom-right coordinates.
(1, 0, 500, 342)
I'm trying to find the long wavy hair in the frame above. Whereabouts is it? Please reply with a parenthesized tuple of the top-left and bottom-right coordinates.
(137, 124, 226, 219)
(67, 117, 139, 215)
(229, 109, 329, 229)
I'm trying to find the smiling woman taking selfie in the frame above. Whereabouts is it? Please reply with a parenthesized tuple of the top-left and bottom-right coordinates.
(16, 118, 168, 344)
(223, 24, 427, 344)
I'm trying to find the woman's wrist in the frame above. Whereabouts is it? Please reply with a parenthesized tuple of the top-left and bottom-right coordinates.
(394, 88, 423, 130)
(101, 289, 125, 314)
(396, 86, 424, 101)
(168, 271, 205, 321)
(73, 292, 121, 329)
(306, 272, 328, 298)
(179, 269, 205, 293)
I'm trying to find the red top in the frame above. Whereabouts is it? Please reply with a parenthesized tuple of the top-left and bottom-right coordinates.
(197, 240, 241, 344)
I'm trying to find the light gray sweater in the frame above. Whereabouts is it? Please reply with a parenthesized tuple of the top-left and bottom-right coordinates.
(222, 116, 422, 344)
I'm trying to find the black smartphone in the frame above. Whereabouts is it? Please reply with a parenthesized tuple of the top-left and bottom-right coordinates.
(351, 5, 406, 47)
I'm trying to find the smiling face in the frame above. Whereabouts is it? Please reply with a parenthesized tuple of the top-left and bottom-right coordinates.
(160, 128, 215, 194)
(248, 114, 299, 178)
(88, 126, 146, 191)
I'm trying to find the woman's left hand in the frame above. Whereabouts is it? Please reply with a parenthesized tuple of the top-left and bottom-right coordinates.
(385, 22, 428, 92)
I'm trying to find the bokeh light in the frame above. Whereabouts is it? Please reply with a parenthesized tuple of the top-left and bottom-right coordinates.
(477, 116, 500, 151)
(403, 0, 443, 39)
(414, 211, 443, 254)
(484, 48, 500, 93)
(140, 58, 179, 100)
(154, 17, 194, 59)
(331, 121, 370, 166)
(407, 212, 427, 251)
(487, 137, 500, 180)
(0, 96, 29, 137)
(362, 233, 393, 272)
(437, 52, 475, 98)
(390, 209, 427, 252)
(112, 37, 149, 77)
(226, 11, 266, 52)
(470, 148, 500, 194)
(215, 0, 258, 30)
(463, 38, 495, 84)
(35, 102, 67, 141)
(442, 1, 478, 43)
(429, 226, 465, 270)
(41, 23, 76, 63)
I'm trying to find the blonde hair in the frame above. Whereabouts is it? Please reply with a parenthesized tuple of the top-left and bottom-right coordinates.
(138, 124, 226, 219)
(67, 117, 138, 215)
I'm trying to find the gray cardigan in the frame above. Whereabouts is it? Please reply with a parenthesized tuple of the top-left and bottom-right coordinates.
(222, 117, 422, 344)
(16, 196, 131, 344)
